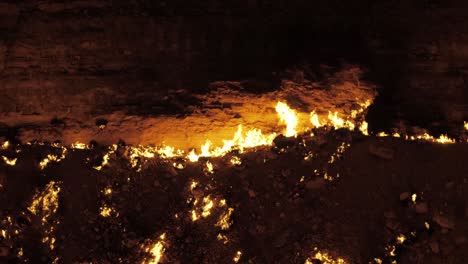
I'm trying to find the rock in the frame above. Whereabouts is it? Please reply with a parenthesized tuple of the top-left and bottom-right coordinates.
(166, 166, 178, 176)
(369, 144, 394, 160)
(273, 135, 296, 149)
(455, 235, 467, 245)
(400, 192, 410, 201)
(433, 215, 455, 229)
(306, 178, 326, 190)
(445, 181, 455, 189)
(273, 230, 290, 247)
(281, 169, 292, 177)
(0, 247, 8, 257)
(384, 210, 397, 219)
(415, 202, 428, 214)
(430, 240, 440, 254)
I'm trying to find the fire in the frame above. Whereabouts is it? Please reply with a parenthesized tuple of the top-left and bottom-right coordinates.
(276, 101, 299, 137)
(216, 207, 234, 230)
(465, 121, 468, 131)
(396, 234, 406, 244)
(71, 142, 88, 149)
(191, 195, 215, 221)
(143, 233, 166, 264)
(305, 249, 346, 264)
(1, 141, 9, 150)
(233, 251, 242, 263)
(99, 205, 118, 217)
(327, 111, 355, 130)
(206, 161, 214, 174)
(28, 181, 61, 252)
(359, 121, 369, 135)
(310, 111, 322, 128)
(94, 144, 117, 171)
(2, 156, 17, 166)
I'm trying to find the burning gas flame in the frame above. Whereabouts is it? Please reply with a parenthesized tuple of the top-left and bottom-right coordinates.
(2, 156, 17, 166)
(143, 233, 166, 264)
(276, 101, 299, 137)
(1, 141, 9, 150)
(305, 248, 346, 264)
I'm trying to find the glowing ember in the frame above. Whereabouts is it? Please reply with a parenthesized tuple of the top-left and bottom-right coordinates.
(27, 181, 61, 252)
(201, 196, 214, 218)
(143, 233, 166, 264)
(230, 156, 242, 165)
(425, 222, 430, 230)
(1, 141, 9, 150)
(2, 156, 17, 166)
(217, 233, 229, 244)
(71, 142, 88, 149)
(377, 132, 389, 137)
(396, 234, 406, 244)
(411, 193, 417, 204)
(465, 121, 468, 131)
(94, 144, 117, 171)
(103, 187, 113, 195)
(275, 101, 299, 137)
(305, 249, 346, 264)
(216, 207, 234, 230)
(205, 161, 214, 174)
(99, 205, 118, 217)
(233, 251, 242, 263)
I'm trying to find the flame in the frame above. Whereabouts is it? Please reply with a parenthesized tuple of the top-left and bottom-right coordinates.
(103, 187, 112, 195)
(465, 121, 468, 131)
(233, 251, 242, 263)
(377, 132, 389, 137)
(99, 205, 118, 217)
(94, 144, 117, 171)
(1, 141, 9, 150)
(71, 142, 88, 149)
(305, 249, 346, 264)
(143, 233, 166, 264)
(276, 101, 299, 137)
(2, 156, 17, 166)
(396, 234, 406, 244)
(206, 161, 214, 174)
(28, 181, 61, 252)
(359, 121, 369, 135)
(216, 207, 234, 230)
(310, 110, 322, 128)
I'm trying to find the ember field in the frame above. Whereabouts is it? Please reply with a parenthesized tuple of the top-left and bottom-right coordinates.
(1, 130, 468, 264)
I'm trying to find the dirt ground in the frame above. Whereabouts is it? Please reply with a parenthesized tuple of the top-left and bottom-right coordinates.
(0, 129, 468, 264)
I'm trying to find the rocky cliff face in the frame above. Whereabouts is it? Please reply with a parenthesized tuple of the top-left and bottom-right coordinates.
(0, 0, 466, 128)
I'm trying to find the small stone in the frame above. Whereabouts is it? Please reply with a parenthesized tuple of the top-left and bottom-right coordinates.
(415, 202, 428, 214)
(0, 247, 8, 257)
(306, 178, 326, 190)
(445, 182, 455, 189)
(384, 210, 397, 219)
(455, 235, 467, 245)
(369, 144, 394, 160)
(433, 215, 455, 229)
(167, 166, 178, 176)
(281, 169, 292, 177)
(273, 135, 296, 149)
(430, 240, 440, 254)
(400, 192, 410, 201)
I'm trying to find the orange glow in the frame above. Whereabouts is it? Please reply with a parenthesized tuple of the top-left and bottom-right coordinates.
(276, 101, 299, 137)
